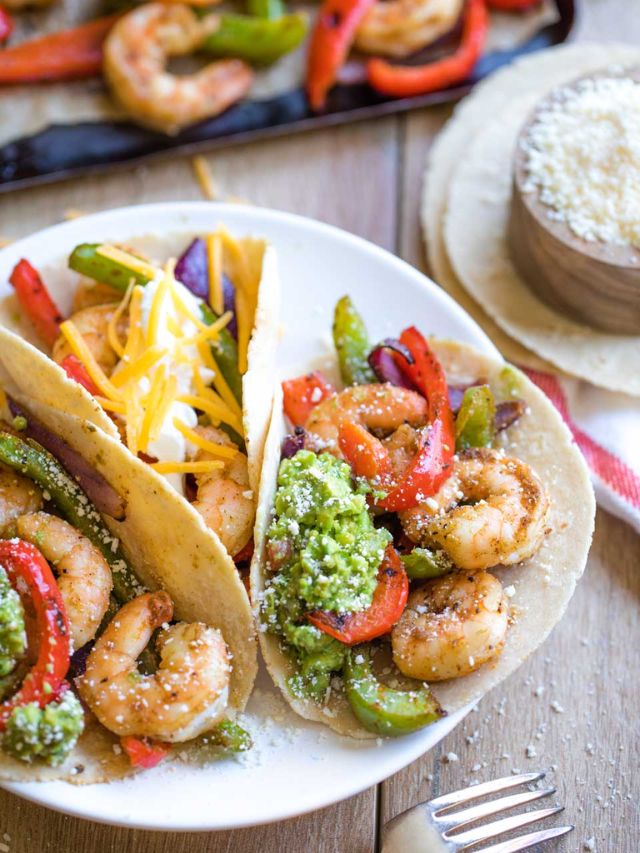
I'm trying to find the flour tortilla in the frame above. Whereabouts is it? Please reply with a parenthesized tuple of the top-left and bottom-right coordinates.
(0, 229, 279, 549)
(252, 340, 594, 737)
(0, 373, 257, 782)
(423, 42, 640, 374)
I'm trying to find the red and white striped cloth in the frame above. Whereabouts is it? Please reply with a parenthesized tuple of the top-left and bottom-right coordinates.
(524, 369, 640, 534)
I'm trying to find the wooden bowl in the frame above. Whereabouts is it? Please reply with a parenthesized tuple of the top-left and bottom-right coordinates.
(508, 75, 640, 336)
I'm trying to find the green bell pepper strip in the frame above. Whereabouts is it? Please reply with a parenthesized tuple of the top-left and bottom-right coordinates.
(200, 304, 243, 408)
(333, 295, 377, 386)
(454, 385, 495, 452)
(247, 0, 285, 19)
(343, 645, 443, 737)
(400, 548, 452, 580)
(190, 720, 252, 759)
(202, 13, 307, 66)
(209, 720, 252, 752)
(68, 243, 152, 291)
(0, 432, 144, 606)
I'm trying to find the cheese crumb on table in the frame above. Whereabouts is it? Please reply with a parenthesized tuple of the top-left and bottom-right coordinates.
(522, 74, 640, 247)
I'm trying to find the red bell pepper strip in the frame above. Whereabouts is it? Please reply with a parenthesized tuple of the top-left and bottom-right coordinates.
(121, 736, 171, 769)
(378, 327, 454, 511)
(234, 538, 255, 564)
(9, 259, 64, 349)
(0, 540, 71, 731)
(0, 6, 13, 46)
(307, 545, 408, 645)
(338, 421, 394, 487)
(307, 0, 376, 111)
(0, 14, 120, 84)
(340, 328, 454, 512)
(58, 354, 101, 397)
(487, 0, 541, 9)
(367, 0, 488, 98)
(282, 371, 335, 428)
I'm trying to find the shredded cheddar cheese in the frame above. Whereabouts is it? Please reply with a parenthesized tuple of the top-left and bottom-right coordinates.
(151, 460, 224, 475)
(207, 233, 224, 316)
(59, 321, 123, 402)
(172, 418, 237, 459)
(96, 245, 161, 281)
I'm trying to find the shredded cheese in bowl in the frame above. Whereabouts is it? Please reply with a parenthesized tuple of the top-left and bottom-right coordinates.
(521, 73, 640, 247)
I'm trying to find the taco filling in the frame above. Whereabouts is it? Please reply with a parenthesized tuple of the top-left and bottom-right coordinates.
(7, 230, 269, 564)
(0, 406, 250, 773)
(257, 296, 552, 737)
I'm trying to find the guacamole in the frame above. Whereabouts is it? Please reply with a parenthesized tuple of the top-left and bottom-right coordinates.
(262, 450, 391, 700)
(0, 564, 26, 679)
(3, 692, 84, 766)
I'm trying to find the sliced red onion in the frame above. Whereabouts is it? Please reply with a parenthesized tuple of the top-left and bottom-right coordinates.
(222, 274, 237, 341)
(175, 238, 238, 341)
(7, 396, 126, 520)
(368, 343, 417, 390)
(495, 399, 526, 433)
(175, 238, 208, 301)
(281, 427, 306, 459)
(68, 641, 94, 680)
(447, 379, 489, 413)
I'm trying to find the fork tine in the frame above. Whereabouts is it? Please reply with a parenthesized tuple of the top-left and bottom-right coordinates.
(433, 787, 555, 829)
(474, 824, 574, 853)
(429, 772, 545, 810)
(447, 806, 565, 847)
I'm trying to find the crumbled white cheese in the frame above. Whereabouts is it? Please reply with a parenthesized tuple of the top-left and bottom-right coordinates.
(523, 74, 640, 247)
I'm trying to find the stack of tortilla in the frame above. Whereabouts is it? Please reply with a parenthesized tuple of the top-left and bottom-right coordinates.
(423, 42, 640, 396)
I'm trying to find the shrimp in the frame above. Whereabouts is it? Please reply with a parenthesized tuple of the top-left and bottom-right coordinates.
(103, 4, 253, 135)
(78, 591, 230, 742)
(52, 303, 127, 375)
(305, 384, 428, 454)
(355, 0, 464, 59)
(72, 282, 123, 313)
(15, 512, 112, 649)
(190, 426, 254, 558)
(400, 447, 550, 570)
(0, 464, 43, 536)
(392, 570, 509, 681)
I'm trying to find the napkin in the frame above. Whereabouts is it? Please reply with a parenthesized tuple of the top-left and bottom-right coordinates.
(523, 369, 640, 534)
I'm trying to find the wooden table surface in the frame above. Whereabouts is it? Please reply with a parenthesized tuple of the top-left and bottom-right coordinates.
(1, 2, 638, 850)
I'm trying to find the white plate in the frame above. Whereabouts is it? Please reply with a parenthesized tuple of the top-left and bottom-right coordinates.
(0, 203, 500, 831)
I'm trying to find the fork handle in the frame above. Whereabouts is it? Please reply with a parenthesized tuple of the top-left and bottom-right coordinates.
(381, 805, 449, 853)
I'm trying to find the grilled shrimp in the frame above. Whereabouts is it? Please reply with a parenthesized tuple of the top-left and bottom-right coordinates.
(78, 591, 230, 742)
(392, 570, 509, 681)
(190, 426, 253, 557)
(52, 303, 126, 375)
(15, 512, 112, 649)
(0, 464, 43, 535)
(305, 384, 428, 453)
(401, 447, 550, 570)
(355, 0, 464, 59)
(103, 3, 253, 135)
(72, 282, 123, 313)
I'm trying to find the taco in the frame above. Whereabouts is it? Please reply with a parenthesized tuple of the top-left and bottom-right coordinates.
(0, 227, 279, 582)
(251, 297, 595, 738)
(0, 358, 257, 783)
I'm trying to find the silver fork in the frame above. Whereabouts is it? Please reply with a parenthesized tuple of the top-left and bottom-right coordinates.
(381, 771, 573, 853)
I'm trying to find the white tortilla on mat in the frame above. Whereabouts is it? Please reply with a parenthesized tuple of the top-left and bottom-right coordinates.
(423, 42, 640, 374)
(0, 380, 257, 782)
(0, 228, 280, 544)
(444, 90, 640, 395)
(252, 341, 595, 737)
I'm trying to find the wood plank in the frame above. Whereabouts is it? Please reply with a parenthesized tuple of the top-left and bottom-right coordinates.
(0, 116, 399, 853)
(386, 2, 640, 850)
